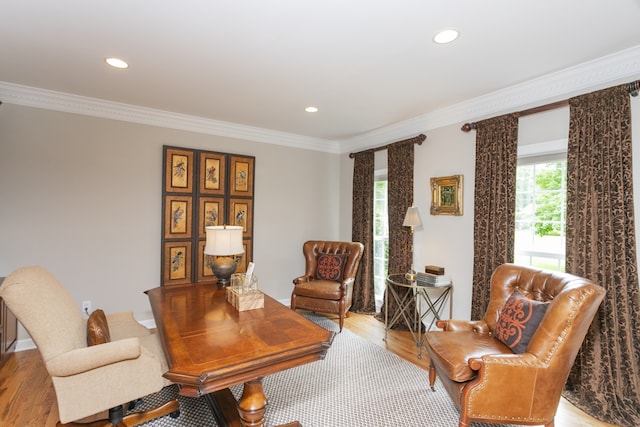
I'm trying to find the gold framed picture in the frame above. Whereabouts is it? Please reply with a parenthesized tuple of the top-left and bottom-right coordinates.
(229, 156, 254, 197)
(229, 198, 253, 237)
(198, 197, 224, 238)
(199, 152, 226, 195)
(164, 195, 192, 239)
(431, 175, 463, 216)
(164, 147, 194, 193)
(162, 241, 192, 285)
(235, 239, 252, 273)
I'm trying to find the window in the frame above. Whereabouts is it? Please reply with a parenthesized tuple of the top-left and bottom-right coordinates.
(373, 177, 388, 310)
(514, 158, 567, 271)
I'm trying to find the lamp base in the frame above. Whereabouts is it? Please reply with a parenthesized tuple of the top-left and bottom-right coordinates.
(211, 256, 238, 286)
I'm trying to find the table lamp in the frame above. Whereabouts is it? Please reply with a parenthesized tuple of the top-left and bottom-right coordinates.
(204, 225, 244, 285)
(402, 205, 422, 281)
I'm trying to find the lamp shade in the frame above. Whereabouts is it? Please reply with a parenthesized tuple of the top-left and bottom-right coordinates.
(402, 206, 423, 228)
(204, 226, 245, 256)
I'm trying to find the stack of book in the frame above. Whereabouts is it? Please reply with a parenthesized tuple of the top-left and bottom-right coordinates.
(417, 272, 451, 287)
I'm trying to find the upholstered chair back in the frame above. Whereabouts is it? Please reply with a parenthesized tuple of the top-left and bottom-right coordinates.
(484, 263, 603, 372)
(0, 266, 86, 364)
(302, 240, 363, 282)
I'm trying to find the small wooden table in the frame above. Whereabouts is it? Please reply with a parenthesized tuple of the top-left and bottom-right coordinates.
(146, 283, 334, 427)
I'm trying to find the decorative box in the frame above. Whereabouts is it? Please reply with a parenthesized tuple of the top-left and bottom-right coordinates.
(226, 287, 264, 311)
(226, 273, 264, 311)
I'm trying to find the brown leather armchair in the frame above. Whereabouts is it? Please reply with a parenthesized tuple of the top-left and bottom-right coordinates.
(291, 240, 364, 332)
(425, 263, 605, 427)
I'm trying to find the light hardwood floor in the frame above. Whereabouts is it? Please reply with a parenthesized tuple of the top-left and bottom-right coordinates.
(0, 312, 618, 427)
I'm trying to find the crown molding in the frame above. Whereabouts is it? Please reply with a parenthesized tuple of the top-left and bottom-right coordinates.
(2, 45, 639, 155)
(0, 82, 340, 154)
(339, 45, 640, 154)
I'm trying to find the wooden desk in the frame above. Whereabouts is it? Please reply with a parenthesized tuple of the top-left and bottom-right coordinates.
(146, 283, 334, 427)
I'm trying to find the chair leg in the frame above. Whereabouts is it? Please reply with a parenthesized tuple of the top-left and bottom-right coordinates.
(429, 364, 437, 391)
(544, 420, 555, 427)
(56, 398, 180, 427)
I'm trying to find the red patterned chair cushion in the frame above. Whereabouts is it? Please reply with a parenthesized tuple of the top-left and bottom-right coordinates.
(494, 291, 549, 353)
(314, 253, 347, 282)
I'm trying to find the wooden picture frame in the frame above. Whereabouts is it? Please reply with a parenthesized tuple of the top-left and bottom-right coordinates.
(430, 175, 463, 216)
(235, 239, 252, 273)
(198, 197, 225, 238)
(164, 195, 192, 239)
(229, 156, 254, 197)
(197, 240, 216, 283)
(163, 241, 192, 285)
(199, 152, 226, 195)
(229, 198, 253, 237)
(165, 148, 194, 193)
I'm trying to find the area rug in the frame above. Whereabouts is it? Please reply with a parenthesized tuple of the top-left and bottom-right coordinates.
(136, 313, 516, 427)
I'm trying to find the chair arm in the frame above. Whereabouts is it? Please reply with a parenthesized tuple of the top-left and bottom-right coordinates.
(468, 352, 542, 371)
(293, 275, 313, 285)
(436, 319, 490, 333)
(340, 277, 355, 290)
(466, 353, 547, 408)
(46, 337, 141, 377)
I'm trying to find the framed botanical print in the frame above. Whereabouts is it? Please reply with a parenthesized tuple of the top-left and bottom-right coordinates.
(229, 198, 253, 237)
(162, 241, 192, 285)
(198, 197, 224, 238)
(229, 156, 254, 197)
(164, 195, 192, 239)
(199, 152, 226, 195)
(235, 239, 252, 273)
(161, 147, 254, 286)
(196, 240, 216, 282)
(165, 148, 194, 193)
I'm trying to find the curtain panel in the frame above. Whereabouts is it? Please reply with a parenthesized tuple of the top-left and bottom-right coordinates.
(377, 142, 417, 328)
(564, 85, 640, 427)
(470, 114, 518, 320)
(351, 151, 376, 314)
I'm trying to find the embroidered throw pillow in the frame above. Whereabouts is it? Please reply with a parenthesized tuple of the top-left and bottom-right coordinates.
(315, 253, 347, 282)
(494, 291, 549, 354)
(87, 309, 111, 346)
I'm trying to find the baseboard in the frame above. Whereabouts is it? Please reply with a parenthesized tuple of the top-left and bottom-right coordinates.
(15, 297, 293, 353)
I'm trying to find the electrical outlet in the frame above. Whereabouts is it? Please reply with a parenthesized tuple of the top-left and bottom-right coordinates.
(82, 300, 92, 315)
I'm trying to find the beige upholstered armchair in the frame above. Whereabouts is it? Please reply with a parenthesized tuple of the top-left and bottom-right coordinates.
(425, 263, 605, 427)
(291, 240, 364, 332)
(0, 266, 179, 426)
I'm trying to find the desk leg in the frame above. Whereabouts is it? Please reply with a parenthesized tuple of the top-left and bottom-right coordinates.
(237, 378, 268, 427)
(204, 380, 301, 427)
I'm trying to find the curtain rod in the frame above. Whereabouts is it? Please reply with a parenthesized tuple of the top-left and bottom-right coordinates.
(461, 79, 640, 132)
(349, 133, 426, 158)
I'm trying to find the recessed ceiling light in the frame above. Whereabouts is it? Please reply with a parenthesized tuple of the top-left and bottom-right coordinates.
(433, 29, 459, 44)
(305, 106, 319, 113)
(105, 57, 129, 69)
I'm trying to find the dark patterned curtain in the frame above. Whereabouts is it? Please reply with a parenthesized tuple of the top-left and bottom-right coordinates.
(471, 114, 518, 320)
(377, 142, 416, 328)
(563, 85, 640, 427)
(351, 151, 376, 313)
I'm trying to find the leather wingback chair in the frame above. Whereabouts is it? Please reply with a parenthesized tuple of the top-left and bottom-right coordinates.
(0, 266, 179, 426)
(425, 263, 605, 427)
(291, 240, 364, 331)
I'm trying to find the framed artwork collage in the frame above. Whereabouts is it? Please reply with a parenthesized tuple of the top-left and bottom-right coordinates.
(161, 146, 255, 285)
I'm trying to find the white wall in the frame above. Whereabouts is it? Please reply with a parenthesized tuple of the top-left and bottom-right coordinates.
(0, 104, 340, 341)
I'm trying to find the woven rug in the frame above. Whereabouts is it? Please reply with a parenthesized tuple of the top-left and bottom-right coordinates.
(135, 313, 516, 427)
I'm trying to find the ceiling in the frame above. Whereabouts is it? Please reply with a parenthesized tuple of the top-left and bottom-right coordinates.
(2, 1, 640, 149)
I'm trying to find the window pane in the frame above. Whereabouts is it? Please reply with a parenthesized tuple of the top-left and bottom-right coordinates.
(373, 179, 389, 310)
(514, 159, 566, 272)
